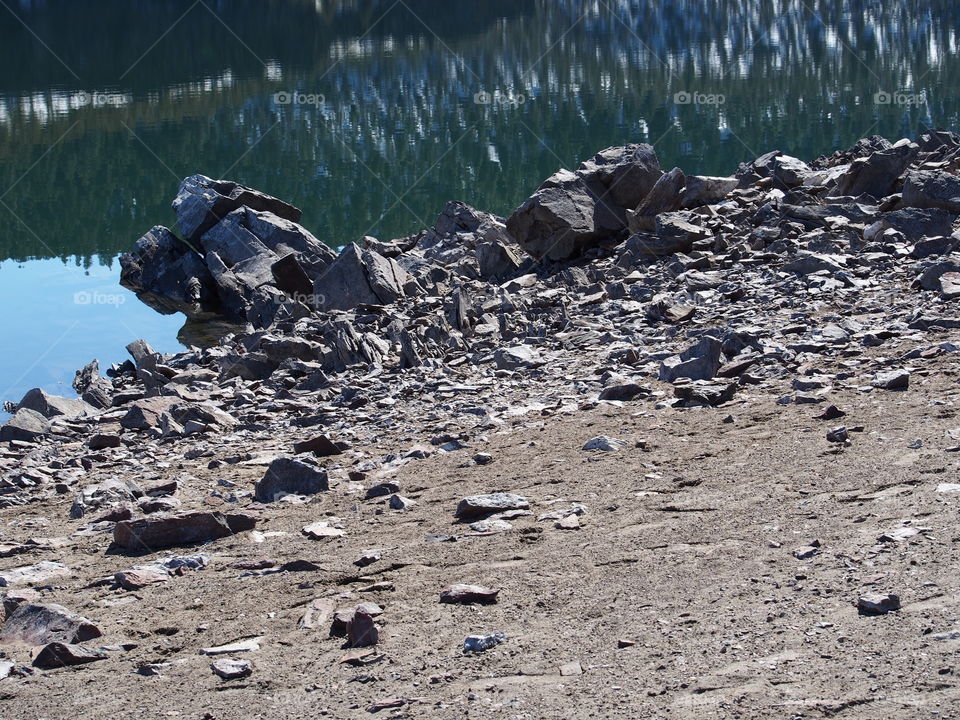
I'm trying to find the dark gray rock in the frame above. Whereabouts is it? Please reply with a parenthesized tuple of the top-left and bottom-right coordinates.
(659, 336, 723, 382)
(577, 143, 663, 209)
(455, 493, 529, 519)
(173, 174, 302, 242)
(857, 593, 900, 616)
(113, 511, 252, 550)
(628, 167, 685, 232)
(15, 388, 93, 420)
(120, 226, 218, 315)
(831, 143, 916, 198)
(313, 244, 408, 311)
(254, 458, 329, 503)
(902, 170, 960, 213)
(33, 642, 106, 668)
(872, 370, 910, 390)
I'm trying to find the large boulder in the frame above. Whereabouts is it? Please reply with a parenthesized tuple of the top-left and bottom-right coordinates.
(0, 603, 101, 646)
(506, 170, 606, 262)
(15, 388, 93, 420)
(659, 335, 723, 382)
(508, 144, 664, 262)
(0, 408, 51, 442)
(173, 174, 302, 242)
(628, 167, 685, 232)
(830, 143, 917, 199)
(254, 457, 329, 503)
(119, 226, 218, 315)
(902, 170, 960, 213)
(313, 244, 408, 311)
(113, 511, 254, 550)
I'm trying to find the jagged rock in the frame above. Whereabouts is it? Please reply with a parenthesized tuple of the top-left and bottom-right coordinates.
(941, 272, 960, 299)
(739, 151, 811, 188)
(73, 360, 113, 409)
(659, 335, 723, 382)
(113, 512, 253, 550)
(0, 408, 51, 442)
(0, 603, 101, 646)
(33, 642, 106, 668)
(463, 632, 506, 653)
(673, 380, 738, 407)
(293, 435, 343, 457)
(313, 244, 408, 311)
(494, 345, 543, 370)
(857, 593, 900, 616)
(347, 607, 379, 648)
(628, 167, 685, 232)
(872, 370, 910, 390)
(582, 435, 626, 452)
(455, 493, 529, 519)
(114, 568, 169, 591)
(599, 382, 650, 401)
(831, 143, 917, 198)
(254, 458, 329, 503)
(902, 170, 960, 213)
(506, 170, 608, 262)
(680, 175, 738, 208)
(119, 397, 179, 431)
(577, 143, 663, 209)
(15, 388, 94, 419)
(172, 174, 302, 242)
(120, 226, 218, 315)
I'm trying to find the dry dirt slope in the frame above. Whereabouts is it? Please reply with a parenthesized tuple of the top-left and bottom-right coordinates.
(2, 354, 960, 719)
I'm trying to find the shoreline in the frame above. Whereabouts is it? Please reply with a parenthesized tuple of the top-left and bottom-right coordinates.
(1, 131, 960, 715)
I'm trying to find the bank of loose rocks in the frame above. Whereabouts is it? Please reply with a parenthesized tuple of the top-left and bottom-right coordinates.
(1, 132, 960, 716)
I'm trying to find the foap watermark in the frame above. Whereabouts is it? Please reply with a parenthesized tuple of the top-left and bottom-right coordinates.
(873, 90, 926, 106)
(273, 91, 326, 107)
(75, 90, 131, 108)
(74, 291, 126, 307)
(673, 90, 725, 106)
(474, 90, 526, 107)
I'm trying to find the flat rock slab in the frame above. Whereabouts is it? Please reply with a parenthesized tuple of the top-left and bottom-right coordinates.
(872, 370, 910, 390)
(0, 561, 71, 588)
(455, 493, 530, 519)
(302, 522, 345, 540)
(201, 637, 262, 655)
(114, 568, 170, 591)
(0, 603, 101, 646)
(440, 584, 500, 605)
(113, 512, 253, 551)
(211, 658, 253, 680)
(582, 435, 625, 452)
(32, 642, 106, 668)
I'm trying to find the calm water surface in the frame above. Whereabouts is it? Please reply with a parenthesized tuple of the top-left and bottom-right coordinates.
(1, 0, 958, 414)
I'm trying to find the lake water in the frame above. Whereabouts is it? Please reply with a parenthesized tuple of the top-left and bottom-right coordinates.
(1, 0, 957, 416)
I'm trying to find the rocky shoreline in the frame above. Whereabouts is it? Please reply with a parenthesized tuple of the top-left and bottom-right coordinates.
(1, 133, 960, 716)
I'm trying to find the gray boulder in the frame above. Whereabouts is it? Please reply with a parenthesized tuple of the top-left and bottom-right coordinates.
(0, 603, 101, 646)
(120, 226, 218, 315)
(659, 335, 723, 382)
(577, 143, 663, 209)
(831, 143, 917, 198)
(628, 167, 685, 232)
(254, 458, 329, 503)
(0, 408, 51, 442)
(173, 174, 302, 242)
(680, 175, 738, 208)
(313, 244, 408, 311)
(15, 388, 93, 419)
(902, 170, 960, 213)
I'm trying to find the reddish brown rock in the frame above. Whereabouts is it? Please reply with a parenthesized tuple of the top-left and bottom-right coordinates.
(439, 584, 500, 605)
(113, 511, 253, 550)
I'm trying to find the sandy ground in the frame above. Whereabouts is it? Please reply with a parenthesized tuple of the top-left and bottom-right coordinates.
(2, 353, 960, 720)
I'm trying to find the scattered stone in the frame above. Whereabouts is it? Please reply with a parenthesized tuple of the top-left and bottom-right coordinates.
(463, 632, 506, 653)
(113, 512, 253, 550)
(32, 642, 106, 668)
(347, 608, 379, 648)
(114, 568, 169, 591)
(388, 494, 416, 510)
(254, 458, 329, 503)
(200, 637, 262, 655)
(872, 370, 910, 390)
(439, 584, 499, 605)
(455, 493, 529, 520)
(302, 522, 345, 540)
(0, 562, 71, 588)
(582, 436, 625, 452)
(857, 593, 901, 616)
(211, 658, 253, 680)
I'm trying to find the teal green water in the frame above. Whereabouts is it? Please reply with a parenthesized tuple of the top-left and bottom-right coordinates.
(0, 0, 957, 411)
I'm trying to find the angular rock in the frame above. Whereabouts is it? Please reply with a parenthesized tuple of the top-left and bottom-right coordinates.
(0, 562, 71, 588)
(680, 175, 738, 208)
(902, 170, 960, 213)
(114, 568, 169, 591)
(0, 408, 51, 443)
(119, 397, 179, 431)
(628, 167, 685, 232)
(254, 457, 329, 503)
(582, 435, 625, 452)
(673, 380, 738, 407)
(347, 608, 379, 648)
(113, 512, 248, 550)
(463, 632, 506, 653)
(119, 225, 218, 314)
(15, 388, 93, 420)
(659, 335, 722, 382)
(33, 642, 106, 668)
(872, 370, 910, 390)
(455, 493, 529, 519)
(857, 593, 901, 616)
(173, 174, 301, 242)
(211, 658, 253, 680)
